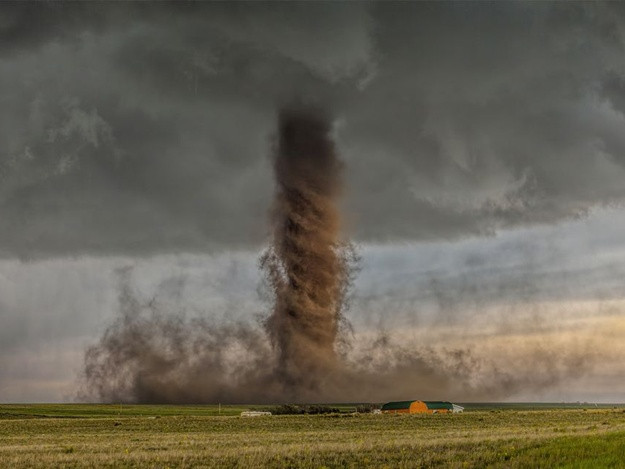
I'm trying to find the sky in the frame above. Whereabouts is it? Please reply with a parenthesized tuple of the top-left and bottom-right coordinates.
(2, 2, 625, 403)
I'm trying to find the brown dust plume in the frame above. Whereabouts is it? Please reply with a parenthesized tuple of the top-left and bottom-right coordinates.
(261, 107, 352, 393)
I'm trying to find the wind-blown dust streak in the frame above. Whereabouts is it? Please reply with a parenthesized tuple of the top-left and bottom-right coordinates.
(79, 268, 278, 403)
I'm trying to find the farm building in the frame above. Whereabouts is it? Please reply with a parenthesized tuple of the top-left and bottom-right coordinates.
(381, 401, 464, 414)
(240, 411, 272, 417)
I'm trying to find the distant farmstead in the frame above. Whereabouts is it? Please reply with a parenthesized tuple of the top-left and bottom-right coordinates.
(381, 401, 464, 414)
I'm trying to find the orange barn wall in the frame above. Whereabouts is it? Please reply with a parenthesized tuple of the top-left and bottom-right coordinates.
(409, 401, 429, 413)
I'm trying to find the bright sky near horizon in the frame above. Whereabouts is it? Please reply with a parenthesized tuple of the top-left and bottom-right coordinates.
(3, 208, 625, 402)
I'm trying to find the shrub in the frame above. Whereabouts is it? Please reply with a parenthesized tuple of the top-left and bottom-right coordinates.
(268, 404, 341, 415)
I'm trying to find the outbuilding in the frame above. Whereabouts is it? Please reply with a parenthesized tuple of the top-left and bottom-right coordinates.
(381, 400, 464, 414)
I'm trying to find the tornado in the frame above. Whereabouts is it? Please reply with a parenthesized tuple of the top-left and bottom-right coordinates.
(79, 107, 593, 405)
(262, 107, 350, 393)
(81, 106, 355, 404)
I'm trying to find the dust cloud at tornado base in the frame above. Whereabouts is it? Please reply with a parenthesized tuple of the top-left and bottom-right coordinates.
(80, 109, 606, 404)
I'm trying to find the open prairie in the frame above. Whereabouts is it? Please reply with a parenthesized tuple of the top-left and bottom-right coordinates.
(1, 404, 624, 468)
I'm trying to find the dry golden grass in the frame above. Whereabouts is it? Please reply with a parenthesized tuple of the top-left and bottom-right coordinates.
(1, 405, 624, 467)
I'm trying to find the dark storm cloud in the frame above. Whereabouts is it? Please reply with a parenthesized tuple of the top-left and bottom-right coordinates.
(340, 2, 625, 240)
(2, 2, 625, 256)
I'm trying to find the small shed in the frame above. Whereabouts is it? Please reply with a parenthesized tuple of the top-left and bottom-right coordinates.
(240, 411, 272, 417)
(381, 400, 463, 414)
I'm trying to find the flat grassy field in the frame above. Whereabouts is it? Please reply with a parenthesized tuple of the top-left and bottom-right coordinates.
(1, 404, 625, 468)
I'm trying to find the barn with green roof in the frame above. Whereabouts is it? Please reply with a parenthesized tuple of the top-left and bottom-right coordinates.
(381, 400, 464, 414)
